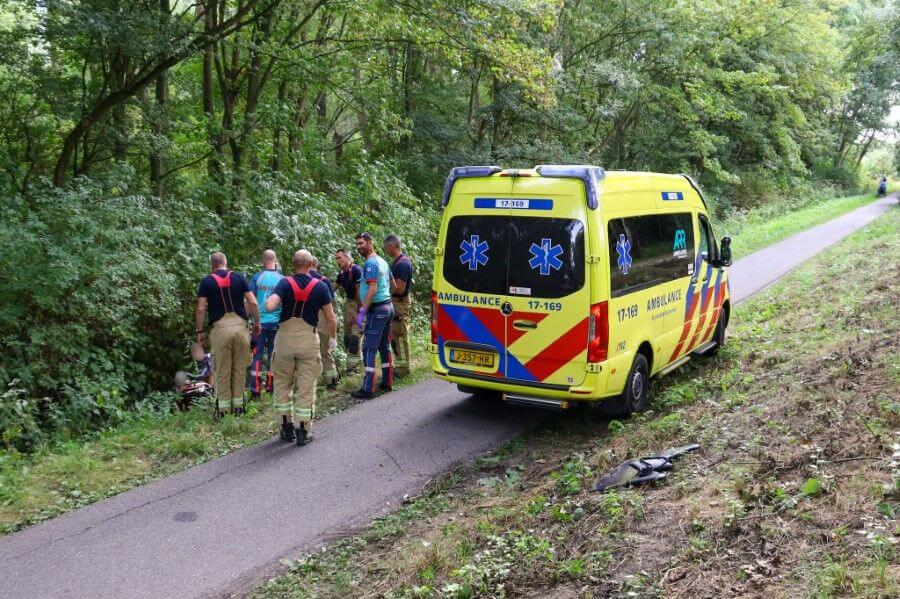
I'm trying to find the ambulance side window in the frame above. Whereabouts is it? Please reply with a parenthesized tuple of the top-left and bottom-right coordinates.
(608, 213, 694, 297)
(698, 214, 717, 263)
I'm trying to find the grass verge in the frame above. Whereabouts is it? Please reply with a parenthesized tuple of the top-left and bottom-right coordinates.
(255, 208, 898, 598)
(0, 338, 432, 535)
(716, 190, 888, 260)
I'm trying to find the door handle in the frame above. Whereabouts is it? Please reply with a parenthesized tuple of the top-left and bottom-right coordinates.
(512, 319, 538, 330)
(690, 277, 698, 284)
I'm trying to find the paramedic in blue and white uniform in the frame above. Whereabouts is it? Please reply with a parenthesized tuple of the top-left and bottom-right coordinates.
(350, 233, 394, 399)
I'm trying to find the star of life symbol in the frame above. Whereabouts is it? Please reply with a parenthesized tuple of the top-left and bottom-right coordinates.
(616, 234, 632, 275)
(459, 235, 489, 271)
(528, 238, 563, 276)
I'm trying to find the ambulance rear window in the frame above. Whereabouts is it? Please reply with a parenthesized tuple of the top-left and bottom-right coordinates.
(507, 217, 584, 298)
(443, 215, 509, 296)
(443, 215, 585, 298)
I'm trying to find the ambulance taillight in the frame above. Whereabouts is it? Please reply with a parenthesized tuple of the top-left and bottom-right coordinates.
(588, 301, 608, 362)
(430, 290, 438, 344)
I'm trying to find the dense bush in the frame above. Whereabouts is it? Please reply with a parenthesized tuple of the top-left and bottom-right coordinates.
(0, 162, 437, 452)
(0, 170, 211, 449)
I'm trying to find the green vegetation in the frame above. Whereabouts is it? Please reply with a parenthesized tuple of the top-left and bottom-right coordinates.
(0, 1, 897, 455)
(255, 210, 899, 598)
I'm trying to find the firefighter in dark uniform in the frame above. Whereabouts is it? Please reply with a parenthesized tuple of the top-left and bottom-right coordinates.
(265, 250, 338, 445)
(195, 252, 261, 417)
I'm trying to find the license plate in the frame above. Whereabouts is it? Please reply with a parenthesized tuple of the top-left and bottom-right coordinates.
(449, 349, 495, 368)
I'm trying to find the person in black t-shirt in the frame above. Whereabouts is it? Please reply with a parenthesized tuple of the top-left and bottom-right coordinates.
(264, 250, 337, 445)
(196, 252, 261, 417)
(334, 249, 364, 372)
(310, 256, 338, 389)
(384, 235, 414, 376)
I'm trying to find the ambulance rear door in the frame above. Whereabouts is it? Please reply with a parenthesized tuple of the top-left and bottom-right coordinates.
(500, 176, 591, 388)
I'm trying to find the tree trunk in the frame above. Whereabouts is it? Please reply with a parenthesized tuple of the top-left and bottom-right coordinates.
(854, 129, 876, 167)
(236, 6, 273, 176)
(490, 76, 502, 160)
(272, 79, 287, 171)
(150, 0, 171, 196)
(201, 1, 220, 177)
(52, 0, 268, 187)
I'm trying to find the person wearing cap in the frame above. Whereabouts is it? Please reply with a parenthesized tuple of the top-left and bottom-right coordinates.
(334, 249, 363, 373)
(384, 234, 414, 377)
(265, 250, 337, 445)
(248, 249, 283, 400)
(196, 252, 261, 417)
(310, 256, 338, 390)
(350, 233, 394, 400)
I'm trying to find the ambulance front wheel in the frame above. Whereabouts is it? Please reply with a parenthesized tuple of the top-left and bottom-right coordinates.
(602, 354, 649, 417)
(709, 307, 728, 354)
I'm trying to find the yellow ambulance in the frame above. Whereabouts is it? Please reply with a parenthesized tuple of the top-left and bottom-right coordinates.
(429, 165, 732, 415)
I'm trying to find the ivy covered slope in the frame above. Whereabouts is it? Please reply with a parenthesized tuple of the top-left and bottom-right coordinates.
(1, 0, 898, 453)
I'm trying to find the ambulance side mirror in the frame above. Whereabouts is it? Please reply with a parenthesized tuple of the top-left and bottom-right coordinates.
(718, 237, 732, 267)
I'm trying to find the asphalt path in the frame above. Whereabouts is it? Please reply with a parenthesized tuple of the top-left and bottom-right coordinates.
(0, 194, 894, 598)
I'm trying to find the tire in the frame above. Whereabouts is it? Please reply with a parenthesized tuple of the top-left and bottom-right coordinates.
(709, 307, 727, 355)
(601, 354, 650, 417)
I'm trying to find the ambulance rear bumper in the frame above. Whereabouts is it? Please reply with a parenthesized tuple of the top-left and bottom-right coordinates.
(436, 366, 614, 401)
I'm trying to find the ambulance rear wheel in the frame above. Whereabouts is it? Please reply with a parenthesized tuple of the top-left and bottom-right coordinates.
(602, 354, 649, 417)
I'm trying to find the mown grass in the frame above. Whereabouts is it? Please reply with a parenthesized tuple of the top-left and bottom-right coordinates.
(256, 209, 898, 598)
(716, 190, 888, 260)
(0, 335, 433, 535)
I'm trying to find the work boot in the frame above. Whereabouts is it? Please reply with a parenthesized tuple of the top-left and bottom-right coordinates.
(250, 392, 260, 402)
(379, 383, 393, 394)
(295, 424, 314, 446)
(351, 388, 375, 400)
(280, 417, 295, 442)
(326, 376, 338, 391)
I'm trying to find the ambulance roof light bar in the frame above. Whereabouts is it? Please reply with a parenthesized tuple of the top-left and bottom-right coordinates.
(534, 165, 605, 210)
(441, 165, 503, 207)
(680, 173, 709, 209)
